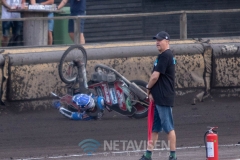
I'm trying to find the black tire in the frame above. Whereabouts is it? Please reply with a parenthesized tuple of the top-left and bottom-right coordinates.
(59, 45, 87, 84)
(130, 80, 149, 119)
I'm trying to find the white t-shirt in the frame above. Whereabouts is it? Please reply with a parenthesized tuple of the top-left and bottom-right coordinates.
(1, 0, 21, 19)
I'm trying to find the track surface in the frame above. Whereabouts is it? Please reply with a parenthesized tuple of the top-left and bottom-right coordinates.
(0, 95, 239, 160)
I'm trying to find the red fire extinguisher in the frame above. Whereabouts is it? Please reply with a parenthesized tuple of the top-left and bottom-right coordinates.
(204, 127, 218, 160)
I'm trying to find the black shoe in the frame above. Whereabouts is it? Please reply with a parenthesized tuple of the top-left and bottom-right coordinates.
(169, 156, 177, 160)
(139, 155, 152, 160)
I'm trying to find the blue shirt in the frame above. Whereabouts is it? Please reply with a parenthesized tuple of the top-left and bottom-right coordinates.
(70, 0, 86, 15)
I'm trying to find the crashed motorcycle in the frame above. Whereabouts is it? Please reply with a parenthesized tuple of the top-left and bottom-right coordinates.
(55, 45, 149, 119)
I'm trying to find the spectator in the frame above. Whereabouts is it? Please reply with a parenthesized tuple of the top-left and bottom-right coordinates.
(30, 0, 54, 45)
(1, 0, 24, 47)
(57, 0, 86, 44)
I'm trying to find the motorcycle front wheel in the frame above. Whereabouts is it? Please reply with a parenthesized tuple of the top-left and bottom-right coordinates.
(58, 45, 87, 84)
(130, 80, 149, 119)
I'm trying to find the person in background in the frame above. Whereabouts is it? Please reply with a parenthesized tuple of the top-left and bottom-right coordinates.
(1, 0, 24, 46)
(57, 0, 86, 44)
(30, 0, 54, 45)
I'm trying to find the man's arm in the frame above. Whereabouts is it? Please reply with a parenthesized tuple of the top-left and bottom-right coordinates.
(147, 71, 160, 89)
(30, 0, 53, 5)
(2, 0, 11, 9)
(41, 0, 54, 5)
(30, 0, 36, 4)
(57, 0, 68, 10)
(147, 71, 160, 99)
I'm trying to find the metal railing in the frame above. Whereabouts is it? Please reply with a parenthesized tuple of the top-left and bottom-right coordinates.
(1, 8, 240, 46)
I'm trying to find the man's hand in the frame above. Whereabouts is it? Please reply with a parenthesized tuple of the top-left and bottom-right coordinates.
(148, 93, 154, 102)
(147, 88, 152, 100)
(147, 89, 150, 95)
(147, 89, 154, 101)
(57, 0, 68, 10)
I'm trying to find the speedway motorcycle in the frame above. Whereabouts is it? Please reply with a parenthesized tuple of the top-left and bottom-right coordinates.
(55, 45, 149, 119)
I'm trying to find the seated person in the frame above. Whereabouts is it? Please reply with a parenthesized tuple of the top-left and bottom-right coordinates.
(53, 93, 105, 120)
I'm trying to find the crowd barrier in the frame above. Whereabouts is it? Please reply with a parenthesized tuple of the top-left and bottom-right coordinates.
(1, 38, 240, 111)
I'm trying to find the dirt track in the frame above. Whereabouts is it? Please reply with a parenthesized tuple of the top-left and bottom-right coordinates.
(0, 95, 239, 160)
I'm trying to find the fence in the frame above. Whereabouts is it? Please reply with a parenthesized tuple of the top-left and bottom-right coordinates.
(1, 8, 240, 46)
(1, 40, 240, 110)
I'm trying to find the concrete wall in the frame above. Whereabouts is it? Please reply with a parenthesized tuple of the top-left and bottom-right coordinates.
(1, 39, 240, 111)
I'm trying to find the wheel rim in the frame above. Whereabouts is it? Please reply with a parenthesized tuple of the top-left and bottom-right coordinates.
(134, 99, 148, 114)
(61, 47, 86, 82)
(61, 62, 78, 82)
(132, 84, 149, 115)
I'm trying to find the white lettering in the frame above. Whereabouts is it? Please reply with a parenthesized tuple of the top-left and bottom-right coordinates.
(134, 140, 142, 151)
(104, 140, 112, 151)
(126, 141, 135, 151)
(110, 88, 118, 104)
(113, 140, 119, 151)
(120, 140, 128, 151)
(155, 140, 161, 149)
(162, 140, 170, 150)
(103, 140, 170, 152)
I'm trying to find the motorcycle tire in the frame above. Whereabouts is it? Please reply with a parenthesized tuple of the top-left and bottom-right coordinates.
(58, 45, 87, 84)
(129, 80, 149, 119)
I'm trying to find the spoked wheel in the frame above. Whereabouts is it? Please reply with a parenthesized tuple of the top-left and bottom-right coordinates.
(59, 45, 87, 84)
(130, 80, 149, 119)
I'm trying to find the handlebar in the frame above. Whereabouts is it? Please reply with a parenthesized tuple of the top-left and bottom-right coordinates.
(50, 92, 60, 99)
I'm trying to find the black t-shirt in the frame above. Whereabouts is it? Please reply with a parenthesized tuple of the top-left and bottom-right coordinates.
(150, 49, 175, 107)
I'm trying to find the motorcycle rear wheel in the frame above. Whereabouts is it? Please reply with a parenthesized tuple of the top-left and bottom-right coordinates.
(130, 80, 149, 119)
(58, 45, 87, 84)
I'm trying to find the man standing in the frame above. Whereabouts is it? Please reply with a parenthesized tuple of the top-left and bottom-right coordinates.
(1, 0, 23, 47)
(140, 31, 177, 160)
(30, 0, 54, 45)
(57, 0, 86, 44)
